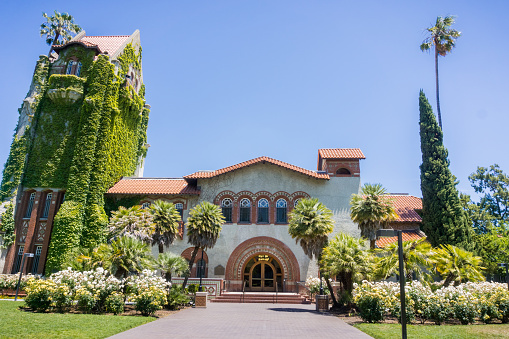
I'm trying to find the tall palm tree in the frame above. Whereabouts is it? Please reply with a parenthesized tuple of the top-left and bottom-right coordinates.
(107, 236, 153, 279)
(375, 237, 434, 282)
(40, 10, 82, 57)
(350, 183, 398, 249)
(420, 16, 461, 129)
(182, 201, 225, 289)
(149, 200, 182, 253)
(433, 244, 485, 287)
(321, 233, 373, 307)
(108, 205, 154, 243)
(288, 198, 336, 304)
(154, 252, 189, 282)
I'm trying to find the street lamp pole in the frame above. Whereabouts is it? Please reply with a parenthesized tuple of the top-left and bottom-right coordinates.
(198, 249, 204, 292)
(377, 229, 407, 339)
(15, 253, 34, 301)
(499, 263, 509, 291)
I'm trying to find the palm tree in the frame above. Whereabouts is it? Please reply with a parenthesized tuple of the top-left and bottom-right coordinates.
(107, 236, 153, 279)
(40, 10, 82, 56)
(108, 205, 154, 243)
(321, 233, 373, 307)
(149, 200, 182, 253)
(433, 244, 485, 287)
(420, 16, 461, 129)
(288, 198, 336, 304)
(350, 183, 398, 249)
(375, 237, 434, 282)
(154, 252, 189, 282)
(182, 201, 225, 289)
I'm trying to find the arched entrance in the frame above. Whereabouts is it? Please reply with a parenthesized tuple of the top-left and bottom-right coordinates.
(225, 236, 300, 292)
(243, 254, 283, 292)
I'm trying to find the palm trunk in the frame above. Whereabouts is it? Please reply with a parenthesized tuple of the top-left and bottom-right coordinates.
(324, 274, 339, 308)
(48, 33, 60, 57)
(435, 48, 442, 129)
(370, 239, 376, 250)
(182, 246, 199, 290)
(158, 243, 164, 254)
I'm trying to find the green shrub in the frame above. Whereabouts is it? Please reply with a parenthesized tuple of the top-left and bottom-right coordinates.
(453, 296, 477, 325)
(493, 289, 509, 323)
(168, 285, 190, 310)
(390, 299, 415, 324)
(53, 285, 73, 313)
(423, 295, 451, 325)
(355, 293, 386, 323)
(76, 288, 96, 313)
(105, 292, 124, 315)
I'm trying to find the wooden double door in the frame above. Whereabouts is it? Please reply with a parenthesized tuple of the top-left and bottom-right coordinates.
(243, 254, 283, 292)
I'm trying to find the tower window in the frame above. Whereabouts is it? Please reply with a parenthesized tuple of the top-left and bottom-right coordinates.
(24, 193, 36, 219)
(41, 193, 52, 219)
(66, 60, 82, 77)
(175, 203, 184, 219)
(336, 168, 351, 176)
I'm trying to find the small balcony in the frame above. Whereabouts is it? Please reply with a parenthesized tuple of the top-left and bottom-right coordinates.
(46, 74, 85, 105)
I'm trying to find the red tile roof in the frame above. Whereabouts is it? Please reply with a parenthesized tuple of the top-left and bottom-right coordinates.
(375, 230, 425, 248)
(184, 156, 330, 180)
(53, 35, 130, 56)
(318, 148, 365, 159)
(388, 195, 422, 223)
(107, 178, 200, 195)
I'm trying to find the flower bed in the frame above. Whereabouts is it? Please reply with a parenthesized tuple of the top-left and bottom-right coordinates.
(353, 281, 509, 324)
(22, 268, 175, 316)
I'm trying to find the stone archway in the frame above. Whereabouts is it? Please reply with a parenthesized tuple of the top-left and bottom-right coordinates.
(225, 236, 300, 292)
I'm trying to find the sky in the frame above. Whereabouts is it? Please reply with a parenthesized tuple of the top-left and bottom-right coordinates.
(0, 0, 508, 200)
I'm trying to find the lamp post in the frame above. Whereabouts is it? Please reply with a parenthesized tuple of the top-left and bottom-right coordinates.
(499, 263, 509, 290)
(377, 229, 407, 339)
(15, 253, 34, 301)
(198, 249, 204, 292)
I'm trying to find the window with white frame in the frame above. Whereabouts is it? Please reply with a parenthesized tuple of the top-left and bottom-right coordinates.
(276, 199, 288, 223)
(239, 198, 251, 223)
(175, 203, 184, 220)
(257, 199, 269, 223)
(24, 193, 36, 219)
(221, 198, 233, 223)
(41, 193, 52, 219)
(141, 202, 151, 209)
(66, 60, 82, 77)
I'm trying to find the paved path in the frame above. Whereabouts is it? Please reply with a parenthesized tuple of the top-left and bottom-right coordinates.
(109, 303, 372, 339)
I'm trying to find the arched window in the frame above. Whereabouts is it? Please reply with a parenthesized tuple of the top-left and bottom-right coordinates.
(294, 199, 301, 208)
(276, 199, 288, 223)
(221, 198, 233, 223)
(336, 168, 351, 176)
(24, 192, 36, 219)
(175, 203, 184, 219)
(41, 193, 52, 219)
(66, 60, 82, 77)
(141, 202, 151, 209)
(239, 198, 251, 223)
(257, 198, 269, 223)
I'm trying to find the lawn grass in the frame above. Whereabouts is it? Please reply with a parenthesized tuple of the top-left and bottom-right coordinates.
(354, 322, 509, 338)
(0, 300, 155, 339)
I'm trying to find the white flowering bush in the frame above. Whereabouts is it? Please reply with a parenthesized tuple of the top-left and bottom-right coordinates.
(305, 276, 330, 296)
(132, 286, 167, 316)
(125, 270, 169, 315)
(125, 269, 170, 295)
(353, 280, 509, 324)
(0, 274, 38, 290)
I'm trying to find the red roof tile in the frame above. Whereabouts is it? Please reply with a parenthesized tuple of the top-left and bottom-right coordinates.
(375, 230, 425, 248)
(318, 148, 365, 159)
(107, 178, 200, 195)
(388, 195, 422, 223)
(184, 156, 329, 180)
(53, 35, 131, 56)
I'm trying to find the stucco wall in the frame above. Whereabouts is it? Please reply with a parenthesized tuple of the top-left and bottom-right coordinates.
(160, 162, 361, 282)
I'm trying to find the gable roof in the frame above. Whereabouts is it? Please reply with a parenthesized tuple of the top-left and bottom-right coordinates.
(389, 195, 422, 223)
(107, 178, 200, 195)
(184, 156, 330, 180)
(52, 30, 135, 57)
(318, 148, 365, 159)
(375, 230, 426, 248)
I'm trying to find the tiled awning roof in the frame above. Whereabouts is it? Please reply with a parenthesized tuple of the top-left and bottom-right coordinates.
(389, 195, 422, 223)
(184, 156, 329, 180)
(107, 178, 200, 195)
(318, 148, 365, 159)
(53, 35, 131, 56)
(375, 230, 426, 248)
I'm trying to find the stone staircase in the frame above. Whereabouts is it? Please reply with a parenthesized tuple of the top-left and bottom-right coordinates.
(211, 292, 311, 304)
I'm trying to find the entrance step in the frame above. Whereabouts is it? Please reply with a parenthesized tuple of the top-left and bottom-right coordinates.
(211, 292, 311, 304)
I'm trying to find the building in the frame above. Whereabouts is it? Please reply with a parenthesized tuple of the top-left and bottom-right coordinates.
(1, 30, 149, 275)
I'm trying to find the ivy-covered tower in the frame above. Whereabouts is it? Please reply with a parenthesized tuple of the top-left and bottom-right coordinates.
(0, 30, 150, 274)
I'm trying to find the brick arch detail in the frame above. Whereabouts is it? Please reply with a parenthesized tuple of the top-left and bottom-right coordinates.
(181, 247, 209, 263)
(225, 237, 300, 282)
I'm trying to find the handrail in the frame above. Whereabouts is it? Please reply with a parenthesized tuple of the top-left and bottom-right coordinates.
(242, 280, 246, 303)
(274, 281, 278, 304)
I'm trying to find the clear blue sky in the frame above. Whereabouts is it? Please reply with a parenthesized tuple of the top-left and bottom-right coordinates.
(1, 1, 508, 200)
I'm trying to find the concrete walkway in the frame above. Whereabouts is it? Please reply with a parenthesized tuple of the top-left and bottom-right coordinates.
(109, 303, 372, 339)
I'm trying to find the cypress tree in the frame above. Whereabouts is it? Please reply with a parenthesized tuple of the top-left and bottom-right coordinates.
(419, 90, 473, 250)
